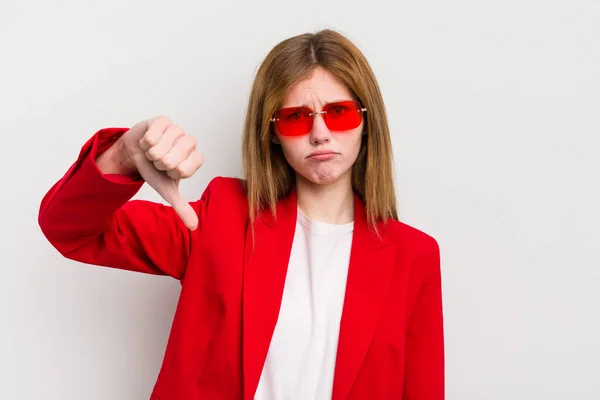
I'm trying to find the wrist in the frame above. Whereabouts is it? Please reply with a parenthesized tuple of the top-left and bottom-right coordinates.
(116, 137, 138, 175)
(96, 137, 139, 177)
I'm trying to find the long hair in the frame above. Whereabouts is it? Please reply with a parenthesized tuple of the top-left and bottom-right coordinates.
(242, 29, 397, 229)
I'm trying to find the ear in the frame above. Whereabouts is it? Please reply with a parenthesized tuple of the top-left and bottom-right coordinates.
(271, 133, 281, 144)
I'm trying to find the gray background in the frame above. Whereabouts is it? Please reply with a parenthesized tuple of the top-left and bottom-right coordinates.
(1, 0, 598, 398)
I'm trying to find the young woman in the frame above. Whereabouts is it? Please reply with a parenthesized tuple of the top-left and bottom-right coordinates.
(39, 29, 444, 400)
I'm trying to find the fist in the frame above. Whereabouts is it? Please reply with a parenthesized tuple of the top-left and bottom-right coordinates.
(122, 116, 203, 230)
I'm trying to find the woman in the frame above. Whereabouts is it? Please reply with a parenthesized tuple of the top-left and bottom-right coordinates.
(39, 29, 444, 400)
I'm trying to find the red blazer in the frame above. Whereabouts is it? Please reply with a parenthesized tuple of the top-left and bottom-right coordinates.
(39, 128, 444, 400)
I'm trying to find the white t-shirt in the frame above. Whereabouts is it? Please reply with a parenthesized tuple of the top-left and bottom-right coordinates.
(254, 208, 354, 400)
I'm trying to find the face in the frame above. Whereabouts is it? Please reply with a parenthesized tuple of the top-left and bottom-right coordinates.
(271, 67, 364, 186)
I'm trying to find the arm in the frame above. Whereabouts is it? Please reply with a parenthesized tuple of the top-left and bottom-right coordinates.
(38, 128, 209, 279)
(403, 237, 445, 399)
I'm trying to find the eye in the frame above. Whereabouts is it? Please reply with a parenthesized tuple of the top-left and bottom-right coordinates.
(328, 105, 348, 115)
(286, 112, 302, 121)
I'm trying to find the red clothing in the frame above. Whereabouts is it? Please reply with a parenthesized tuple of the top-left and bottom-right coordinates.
(38, 128, 445, 399)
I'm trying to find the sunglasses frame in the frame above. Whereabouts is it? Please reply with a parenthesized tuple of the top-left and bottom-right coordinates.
(270, 100, 367, 136)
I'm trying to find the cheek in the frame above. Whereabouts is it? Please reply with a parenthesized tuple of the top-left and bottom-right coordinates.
(278, 138, 305, 163)
(340, 130, 364, 158)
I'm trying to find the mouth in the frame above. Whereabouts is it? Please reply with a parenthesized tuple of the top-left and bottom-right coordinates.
(307, 151, 338, 161)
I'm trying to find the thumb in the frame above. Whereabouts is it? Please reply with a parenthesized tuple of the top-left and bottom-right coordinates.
(161, 186, 199, 231)
(134, 155, 199, 230)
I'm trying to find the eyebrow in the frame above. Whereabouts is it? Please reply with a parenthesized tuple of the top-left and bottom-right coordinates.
(288, 99, 353, 108)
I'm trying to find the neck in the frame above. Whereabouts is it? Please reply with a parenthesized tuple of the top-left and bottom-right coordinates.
(295, 173, 355, 224)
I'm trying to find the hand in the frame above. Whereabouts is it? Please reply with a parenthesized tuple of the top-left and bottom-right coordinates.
(120, 116, 203, 230)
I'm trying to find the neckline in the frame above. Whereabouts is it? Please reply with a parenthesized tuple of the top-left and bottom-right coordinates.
(296, 207, 354, 234)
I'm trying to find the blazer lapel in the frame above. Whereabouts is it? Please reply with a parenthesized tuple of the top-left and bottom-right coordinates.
(332, 195, 396, 400)
(242, 188, 297, 400)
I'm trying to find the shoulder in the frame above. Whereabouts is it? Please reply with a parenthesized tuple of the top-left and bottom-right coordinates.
(386, 219, 438, 249)
(384, 219, 440, 266)
(203, 175, 247, 197)
(191, 176, 248, 231)
(383, 220, 442, 290)
(198, 175, 247, 207)
(197, 175, 248, 211)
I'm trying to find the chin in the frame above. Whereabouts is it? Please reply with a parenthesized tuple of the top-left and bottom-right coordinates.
(309, 175, 338, 185)
(299, 168, 348, 186)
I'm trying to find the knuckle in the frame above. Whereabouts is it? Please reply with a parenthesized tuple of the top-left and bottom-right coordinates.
(177, 164, 191, 178)
(146, 147, 161, 161)
(142, 133, 159, 147)
(152, 160, 165, 171)
(152, 115, 171, 126)
(172, 125, 184, 136)
(161, 157, 176, 171)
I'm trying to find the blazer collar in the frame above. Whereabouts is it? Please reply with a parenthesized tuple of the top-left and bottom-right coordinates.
(258, 185, 392, 249)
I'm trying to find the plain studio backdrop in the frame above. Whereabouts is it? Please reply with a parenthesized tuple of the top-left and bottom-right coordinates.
(1, 0, 598, 399)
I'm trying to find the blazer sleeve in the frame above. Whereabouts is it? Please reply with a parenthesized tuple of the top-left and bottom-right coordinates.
(403, 237, 445, 400)
(38, 127, 214, 280)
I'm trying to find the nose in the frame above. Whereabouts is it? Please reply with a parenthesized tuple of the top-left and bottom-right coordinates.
(309, 113, 331, 144)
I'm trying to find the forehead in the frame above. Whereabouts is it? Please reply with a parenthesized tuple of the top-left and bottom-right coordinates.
(282, 67, 354, 107)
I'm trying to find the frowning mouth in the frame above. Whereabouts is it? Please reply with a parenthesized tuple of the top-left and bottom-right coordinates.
(307, 151, 338, 160)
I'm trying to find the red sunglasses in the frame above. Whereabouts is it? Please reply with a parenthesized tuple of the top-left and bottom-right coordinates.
(270, 100, 367, 137)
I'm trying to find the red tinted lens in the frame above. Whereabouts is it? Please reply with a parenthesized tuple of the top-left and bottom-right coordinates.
(273, 106, 313, 136)
(322, 100, 363, 131)
(272, 101, 364, 136)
